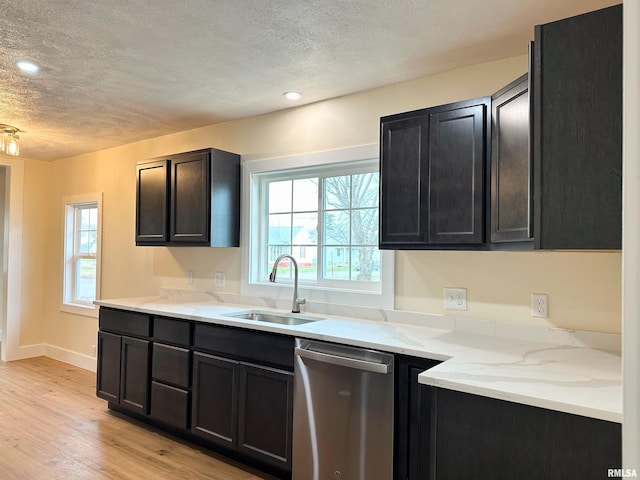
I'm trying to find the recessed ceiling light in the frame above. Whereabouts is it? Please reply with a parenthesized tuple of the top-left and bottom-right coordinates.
(283, 91, 301, 101)
(16, 60, 40, 74)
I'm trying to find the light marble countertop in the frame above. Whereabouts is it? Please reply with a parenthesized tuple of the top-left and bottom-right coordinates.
(95, 290, 622, 423)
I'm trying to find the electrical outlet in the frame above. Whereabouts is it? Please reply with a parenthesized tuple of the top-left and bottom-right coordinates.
(531, 294, 548, 318)
(91, 344, 96, 357)
(444, 288, 467, 311)
(187, 270, 193, 285)
(214, 271, 226, 288)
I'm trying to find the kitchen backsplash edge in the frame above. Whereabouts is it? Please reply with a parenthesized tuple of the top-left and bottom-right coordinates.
(153, 288, 621, 353)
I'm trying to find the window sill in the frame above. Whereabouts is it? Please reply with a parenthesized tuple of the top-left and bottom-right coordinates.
(60, 303, 98, 318)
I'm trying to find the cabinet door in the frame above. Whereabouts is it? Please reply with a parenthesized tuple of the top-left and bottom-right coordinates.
(136, 160, 169, 245)
(427, 103, 487, 245)
(533, 5, 622, 249)
(170, 150, 210, 244)
(237, 363, 293, 471)
(191, 352, 239, 449)
(431, 388, 621, 480)
(379, 115, 429, 248)
(396, 357, 439, 480)
(96, 331, 121, 403)
(491, 74, 532, 244)
(119, 336, 150, 415)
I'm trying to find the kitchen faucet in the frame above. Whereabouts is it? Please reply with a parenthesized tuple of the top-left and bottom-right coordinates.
(269, 254, 306, 313)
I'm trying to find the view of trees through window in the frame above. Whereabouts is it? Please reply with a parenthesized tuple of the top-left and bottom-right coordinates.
(265, 169, 379, 284)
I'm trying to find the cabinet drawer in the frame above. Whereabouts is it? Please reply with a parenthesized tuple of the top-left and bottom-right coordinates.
(152, 343, 190, 388)
(150, 381, 189, 430)
(194, 324, 295, 371)
(154, 317, 192, 346)
(99, 308, 151, 338)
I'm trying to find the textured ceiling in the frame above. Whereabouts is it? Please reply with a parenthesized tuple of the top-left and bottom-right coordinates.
(0, 0, 620, 161)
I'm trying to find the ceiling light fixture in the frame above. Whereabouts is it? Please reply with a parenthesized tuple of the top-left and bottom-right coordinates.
(283, 91, 301, 101)
(0, 124, 20, 156)
(16, 60, 39, 74)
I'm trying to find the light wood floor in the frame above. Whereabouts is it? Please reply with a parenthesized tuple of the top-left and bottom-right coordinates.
(0, 356, 280, 480)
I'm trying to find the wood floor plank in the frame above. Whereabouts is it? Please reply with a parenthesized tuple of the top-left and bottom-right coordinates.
(0, 357, 279, 480)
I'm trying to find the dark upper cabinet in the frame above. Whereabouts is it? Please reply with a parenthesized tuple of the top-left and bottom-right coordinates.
(169, 150, 210, 244)
(136, 147, 240, 247)
(380, 115, 429, 247)
(533, 5, 622, 250)
(136, 160, 169, 244)
(380, 97, 490, 250)
(491, 73, 532, 245)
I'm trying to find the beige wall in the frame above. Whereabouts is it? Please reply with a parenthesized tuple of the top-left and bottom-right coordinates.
(34, 54, 621, 358)
(14, 159, 50, 346)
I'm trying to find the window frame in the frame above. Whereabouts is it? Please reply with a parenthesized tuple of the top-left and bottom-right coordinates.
(241, 144, 394, 309)
(61, 193, 103, 317)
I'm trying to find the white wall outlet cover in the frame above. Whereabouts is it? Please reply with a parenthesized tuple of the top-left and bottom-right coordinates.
(444, 287, 467, 311)
(531, 293, 549, 319)
(214, 271, 226, 287)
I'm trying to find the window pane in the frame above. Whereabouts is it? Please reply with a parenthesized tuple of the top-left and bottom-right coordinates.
(294, 246, 317, 281)
(268, 180, 292, 213)
(79, 231, 91, 254)
(352, 208, 378, 245)
(268, 214, 291, 244)
(322, 247, 351, 280)
(293, 178, 318, 212)
(88, 207, 98, 229)
(324, 210, 350, 245)
(351, 247, 380, 282)
(75, 258, 96, 303)
(352, 173, 379, 208)
(324, 175, 351, 210)
(292, 213, 317, 245)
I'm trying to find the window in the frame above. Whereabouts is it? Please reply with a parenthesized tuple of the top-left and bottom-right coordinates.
(242, 145, 393, 309)
(62, 193, 102, 316)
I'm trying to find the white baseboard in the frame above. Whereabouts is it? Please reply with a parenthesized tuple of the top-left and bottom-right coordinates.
(11, 343, 97, 372)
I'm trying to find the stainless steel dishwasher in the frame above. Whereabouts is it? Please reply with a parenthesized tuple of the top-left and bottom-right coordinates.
(292, 338, 395, 480)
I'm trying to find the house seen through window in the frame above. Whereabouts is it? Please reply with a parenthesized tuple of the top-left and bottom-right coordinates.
(265, 169, 380, 285)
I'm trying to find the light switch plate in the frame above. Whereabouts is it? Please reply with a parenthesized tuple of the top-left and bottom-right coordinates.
(444, 288, 467, 311)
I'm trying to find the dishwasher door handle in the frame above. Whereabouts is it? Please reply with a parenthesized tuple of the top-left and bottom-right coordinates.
(295, 346, 391, 374)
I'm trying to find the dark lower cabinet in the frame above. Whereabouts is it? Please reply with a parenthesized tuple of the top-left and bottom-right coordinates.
(150, 381, 190, 430)
(191, 352, 294, 471)
(96, 330, 150, 416)
(238, 363, 293, 471)
(430, 388, 621, 480)
(96, 331, 121, 403)
(98, 309, 294, 478)
(119, 336, 151, 414)
(150, 342, 191, 429)
(191, 352, 239, 449)
(395, 356, 440, 480)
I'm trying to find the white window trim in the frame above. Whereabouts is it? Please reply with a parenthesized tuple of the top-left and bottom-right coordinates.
(241, 144, 394, 309)
(61, 192, 103, 318)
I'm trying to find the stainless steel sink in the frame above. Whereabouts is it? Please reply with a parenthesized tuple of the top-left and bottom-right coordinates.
(226, 310, 322, 326)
